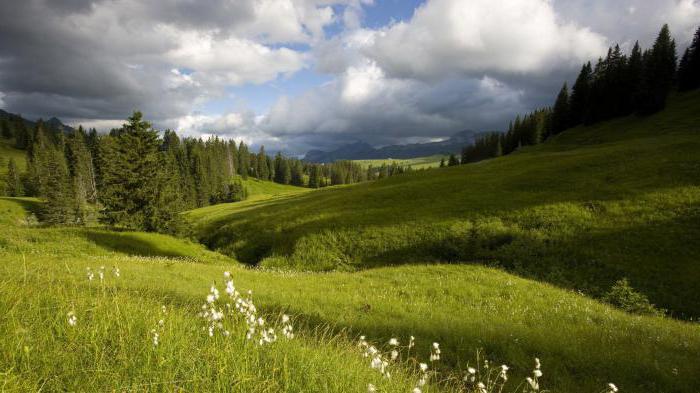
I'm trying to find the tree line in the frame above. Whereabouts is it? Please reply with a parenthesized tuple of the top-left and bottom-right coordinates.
(2, 111, 411, 232)
(460, 24, 700, 164)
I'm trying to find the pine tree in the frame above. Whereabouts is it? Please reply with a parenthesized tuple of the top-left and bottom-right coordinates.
(439, 158, 445, 168)
(238, 142, 249, 180)
(99, 111, 162, 230)
(14, 121, 30, 149)
(569, 62, 592, 126)
(626, 42, 644, 112)
(678, 27, 700, 91)
(447, 154, 460, 166)
(273, 152, 291, 184)
(637, 24, 677, 115)
(551, 83, 570, 134)
(290, 160, 304, 186)
(257, 146, 269, 181)
(5, 158, 22, 197)
(678, 47, 693, 91)
(308, 165, 321, 188)
(66, 127, 98, 204)
(41, 144, 74, 225)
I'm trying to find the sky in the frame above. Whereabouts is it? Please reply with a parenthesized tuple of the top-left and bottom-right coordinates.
(0, 0, 699, 155)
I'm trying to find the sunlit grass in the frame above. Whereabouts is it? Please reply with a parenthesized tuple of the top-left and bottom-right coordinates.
(2, 196, 699, 392)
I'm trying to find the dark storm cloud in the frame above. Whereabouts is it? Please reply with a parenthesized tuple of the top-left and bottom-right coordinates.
(0, 0, 309, 122)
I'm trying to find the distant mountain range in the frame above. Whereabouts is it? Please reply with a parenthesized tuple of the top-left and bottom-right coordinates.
(304, 130, 482, 163)
(0, 109, 74, 133)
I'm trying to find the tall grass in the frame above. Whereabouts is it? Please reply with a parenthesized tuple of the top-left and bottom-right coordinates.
(1, 196, 699, 392)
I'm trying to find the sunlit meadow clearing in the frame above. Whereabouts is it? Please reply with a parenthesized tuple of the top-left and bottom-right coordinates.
(1, 196, 699, 392)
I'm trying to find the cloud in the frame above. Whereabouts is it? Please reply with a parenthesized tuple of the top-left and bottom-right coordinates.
(363, 0, 607, 80)
(260, 60, 527, 149)
(0, 0, 338, 123)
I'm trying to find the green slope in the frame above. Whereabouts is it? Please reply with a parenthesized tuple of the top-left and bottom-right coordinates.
(190, 91, 700, 317)
(0, 139, 26, 190)
(1, 197, 699, 392)
(354, 155, 447, 170)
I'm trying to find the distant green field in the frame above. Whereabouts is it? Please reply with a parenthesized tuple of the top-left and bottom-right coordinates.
(354, 154, 447, 170)
(241, 177, 310, 198)
(190, 91, 700, 319)
(1, 197, 699, 392)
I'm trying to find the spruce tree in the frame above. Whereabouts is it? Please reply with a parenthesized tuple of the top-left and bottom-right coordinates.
(41, 144, 75, 225)
(637, 24, 677, 115)
(678, 27, 700, 91)
(99, 111, 162, 230)
(5, 158, 22, 197)
(551, 83, 570, 134)
(447, 154, 460, 166)
(569, 62, 592, 126)
(290, 160, 304, 186)
(439, 158, 445, 168)
(237, 142, 250, 179)
(257, 146, 269, 180)
(678, 47, 693, 91)
(626, 42, 644, 112)
(308, 165, 321, 188)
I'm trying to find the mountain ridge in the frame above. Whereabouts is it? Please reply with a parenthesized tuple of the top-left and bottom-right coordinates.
(304, 130, 482, 163)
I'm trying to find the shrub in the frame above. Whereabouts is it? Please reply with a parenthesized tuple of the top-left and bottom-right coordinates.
(603, 278, 665, 316)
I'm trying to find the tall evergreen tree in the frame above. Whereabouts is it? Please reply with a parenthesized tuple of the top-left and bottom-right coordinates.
(678, 27, 700, 91)
(290, 160, 304, 186)
(41, 144, 74, 224)
(626, 42, 644, 112)
(637, 24, 677, 115)
(257, 146, 269, 181)
(447, 154, 460, 166)
(308, 165, 321, 188)
(551, 83, 570, 134)
(99, 111, 163, 230)
(5, 158, 22, 197)
(569, 62, 592, 127)
(238, 141, 249, 180)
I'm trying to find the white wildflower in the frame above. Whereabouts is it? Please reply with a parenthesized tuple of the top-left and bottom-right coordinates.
(388, 338, 399, 346)
(430, 342, 441, 361)
(500, 364, 509, 381)
(151, 329, 159, 346)
(367, 384, 376, 393)
(607, 383, 619, 393)
(67, 311, 77, 327)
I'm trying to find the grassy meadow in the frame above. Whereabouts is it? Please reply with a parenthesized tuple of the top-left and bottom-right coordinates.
(1, 197, 699, 392)
(353, 155, 448, 170)
(189, 91, 700, 319)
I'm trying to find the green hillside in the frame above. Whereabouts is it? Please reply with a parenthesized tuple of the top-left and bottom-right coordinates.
(354, 155, 447, 170)
(2, 197, 699, 392)
(190, 91, 700, 318)
(0, 138, 26, 175)
(241, 177, 310, 198)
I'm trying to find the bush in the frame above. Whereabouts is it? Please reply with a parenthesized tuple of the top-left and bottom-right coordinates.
(603, 278, 665, 316)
